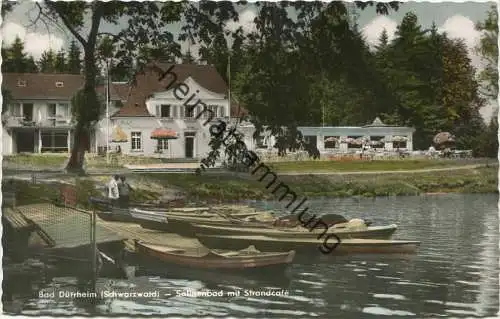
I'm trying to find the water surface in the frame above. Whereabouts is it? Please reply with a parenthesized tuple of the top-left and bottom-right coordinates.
(4, 194, 499, 318)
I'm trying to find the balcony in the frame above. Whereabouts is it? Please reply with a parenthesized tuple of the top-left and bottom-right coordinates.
(2, 115, 72, 128)
(40, 116, 72, 128)
(2, 115, 36, 128)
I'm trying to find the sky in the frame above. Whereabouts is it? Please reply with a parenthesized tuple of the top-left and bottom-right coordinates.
(1, 1, 497, 121)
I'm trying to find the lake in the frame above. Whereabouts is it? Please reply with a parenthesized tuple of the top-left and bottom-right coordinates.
(3, 194, 499, 317)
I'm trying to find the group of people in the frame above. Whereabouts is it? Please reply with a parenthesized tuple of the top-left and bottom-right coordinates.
(107, 175, 133, 208)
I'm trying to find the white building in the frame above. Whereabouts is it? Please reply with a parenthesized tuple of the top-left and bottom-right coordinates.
(2, 73, 84, 155)
(298, 117, 416, 153)
(102, 63, 233, 159)
(1, 73, 127, 155)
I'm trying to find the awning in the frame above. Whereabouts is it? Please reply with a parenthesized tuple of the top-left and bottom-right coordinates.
(111, 126, 128, 143)
(151, 128, 178, 140)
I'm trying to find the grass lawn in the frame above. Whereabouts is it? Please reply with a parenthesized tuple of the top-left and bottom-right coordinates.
(267, 159, 486, 173)
(142, 166, 498, 202)
(2, 154, 164, 169)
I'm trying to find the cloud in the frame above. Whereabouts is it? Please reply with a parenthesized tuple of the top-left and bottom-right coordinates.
(1, 22, 65, 59)
(438, 15, 481, 51)
(362, 16, 398, 46)
(226, 8, 257, 33)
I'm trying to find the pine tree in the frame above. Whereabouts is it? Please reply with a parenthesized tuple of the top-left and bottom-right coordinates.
(66, 40, 82, 74)
(2, 36, 38, 72)
(54, 49, 67, 73)
(38, 49, 57, 73)
(375, 29, 389, 51)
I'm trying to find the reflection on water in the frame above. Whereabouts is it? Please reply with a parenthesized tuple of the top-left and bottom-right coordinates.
(3, 194, 499, 317)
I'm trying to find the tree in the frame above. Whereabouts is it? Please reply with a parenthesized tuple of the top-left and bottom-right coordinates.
(181, 49, 197, 64)
(199, 2, 399, 166)
(38, 49, 57, 73)
(54, 49, 67, 73)
(475, 5, 498, 99)
(27, 1, 185, 172)
(373, 13, 485, 150)
(66, 40, 82, 74)
(2, 36, 38, 73)
(375, 28, 389, 51)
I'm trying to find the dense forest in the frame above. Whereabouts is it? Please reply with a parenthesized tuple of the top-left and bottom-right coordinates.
(1, 2, 498, 170)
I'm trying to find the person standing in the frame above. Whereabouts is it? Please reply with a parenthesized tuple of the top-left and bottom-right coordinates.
(118, 175, 132, 208)
(108, 175, 120, 207)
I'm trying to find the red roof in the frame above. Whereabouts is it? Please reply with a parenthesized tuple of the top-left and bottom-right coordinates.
(3, 73, 84, 100)
(113, 62, 228, 118)
(151, 128, 178, 139)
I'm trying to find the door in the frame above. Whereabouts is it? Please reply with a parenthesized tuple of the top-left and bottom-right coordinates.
(16, 130, 35, 153)
(185, 137, 194, 158)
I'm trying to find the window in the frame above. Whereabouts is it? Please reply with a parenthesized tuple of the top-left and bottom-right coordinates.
(41, 131, 68, 152)
(57, 103, 70, 117)
(209, 105, 218, 117)
(131, 132, 142, 151)
(347, 136, 363, 149)
(219, 106, 225, 117)
(10, 103, 22, 117)
(47, 103, 69, 118)
(256, 136, 266, 148)
(393, 141, 407, 149)
(185, 105, 194, 118)
(22, 103, 33, 121)
(324, 136, 339, 149)
(160, 104, 171, 118)
(48, 104, 57, 117)
(370, 136, 385, 148)
(157, 139, 168, 152)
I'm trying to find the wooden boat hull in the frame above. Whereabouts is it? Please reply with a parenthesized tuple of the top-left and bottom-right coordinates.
(192, 224, 397, 240)
(138, 215, 271, 237)
(96, 208, 167, 224)
(134, 240, 295, 270)
(195, 235, 420, 255)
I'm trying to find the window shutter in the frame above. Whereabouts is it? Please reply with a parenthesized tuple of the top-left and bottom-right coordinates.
(179, 106, 185, 118)
(156, 105, 161, 117)
(172, 105, 177, 118)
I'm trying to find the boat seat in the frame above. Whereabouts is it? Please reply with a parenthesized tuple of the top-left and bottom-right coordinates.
(211, 251, 241, 257)
(142, 243, 186, 254)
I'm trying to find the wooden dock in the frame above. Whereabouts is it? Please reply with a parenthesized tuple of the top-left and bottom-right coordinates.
(11, 203, 125, 249)
(8, 203, 204, 252)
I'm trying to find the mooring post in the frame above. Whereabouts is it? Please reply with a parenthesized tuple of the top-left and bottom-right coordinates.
(91, 209, 97, 293)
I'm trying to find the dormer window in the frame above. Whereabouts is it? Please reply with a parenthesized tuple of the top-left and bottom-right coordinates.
(55, 81, 64, 88)
(17, 80, 26, 87)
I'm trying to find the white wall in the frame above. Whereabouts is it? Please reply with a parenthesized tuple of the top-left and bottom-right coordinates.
(2, 127, 12, 155)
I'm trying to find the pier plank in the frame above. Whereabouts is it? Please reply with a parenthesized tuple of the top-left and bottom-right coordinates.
(16, 203, 125, 249)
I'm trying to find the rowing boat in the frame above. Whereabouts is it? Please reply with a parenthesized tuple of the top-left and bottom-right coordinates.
(133, 208, 264, 219)
(195, 234, 420, 255)
(96, 208, 167, 223)
(192, 223, 397, 239)
(134, 240, 295, 271)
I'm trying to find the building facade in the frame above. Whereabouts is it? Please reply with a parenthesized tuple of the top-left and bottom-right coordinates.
(102, 63, 232, 158)
(298, 117, 416, 153)
(2, 68, 415, 158)
(2, 73, 83, 155)
(1, 73, 127, 155)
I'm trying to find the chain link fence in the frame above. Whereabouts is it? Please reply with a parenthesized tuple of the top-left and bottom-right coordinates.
(2, 174, 99, 290)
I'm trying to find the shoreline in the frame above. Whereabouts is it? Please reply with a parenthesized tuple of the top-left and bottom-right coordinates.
(6, 166, 496, 208)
